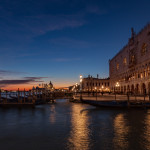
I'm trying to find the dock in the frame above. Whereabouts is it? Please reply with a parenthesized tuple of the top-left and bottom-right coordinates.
(73, 93, 150, 108)
(0, 89, 74, 107)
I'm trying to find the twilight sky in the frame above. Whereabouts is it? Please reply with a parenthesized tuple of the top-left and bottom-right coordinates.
(0, 0, 150, 90)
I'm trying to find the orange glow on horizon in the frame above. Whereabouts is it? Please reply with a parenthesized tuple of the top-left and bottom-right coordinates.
(1, 82, 75, 91)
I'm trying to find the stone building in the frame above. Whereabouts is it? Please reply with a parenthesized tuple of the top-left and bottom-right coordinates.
(82, 75, 110, 92)
(109, 24, 150, 95)
(34, 81, 54, 91)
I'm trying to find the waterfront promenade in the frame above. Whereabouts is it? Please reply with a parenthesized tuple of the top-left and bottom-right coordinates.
(74, 93, 150, 102)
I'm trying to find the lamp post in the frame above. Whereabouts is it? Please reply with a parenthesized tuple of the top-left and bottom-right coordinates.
(115, 82, 120, 101)
(80, 75, 83, 100)
(75, 83, 78, 95)
(95, 87, 98, 100)
(0, 89, 1, 103)
(102, 86, 104, 96)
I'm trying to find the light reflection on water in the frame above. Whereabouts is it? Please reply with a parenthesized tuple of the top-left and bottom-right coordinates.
(143, 110, 150, 150)
(67, 105, 91, 150)
(49, 105, 56, 124)
(113, 114, 129, 150)
(0, 99, 150, 150)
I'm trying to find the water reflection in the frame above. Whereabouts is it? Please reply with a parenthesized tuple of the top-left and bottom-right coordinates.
(68, 104, 91, 150)
(1, 100, 150, 150)
(143, 110, 150, 150)
(113, 113, 129, 150)
(49, 105, 56, 124)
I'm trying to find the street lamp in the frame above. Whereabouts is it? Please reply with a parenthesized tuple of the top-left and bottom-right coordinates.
(75, 83, 78, 95)
(102, 85, 104, 96)
(115, 82, 120, 100)
(95, 87, 97, 100)
(116, 82, 120, 93)
(80, 75, 83, 100)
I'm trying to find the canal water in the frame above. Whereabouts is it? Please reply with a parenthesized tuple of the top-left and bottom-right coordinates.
(0, 99, 150, 150)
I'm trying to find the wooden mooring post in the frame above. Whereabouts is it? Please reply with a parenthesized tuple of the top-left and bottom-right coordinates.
(24, 89, 26, 103)
(127, 93, 130, 107)
(20, 90, 22, 103)
(5, 90, 7, 104)
(0, 89, 1, 102)
(18, 88, 20, 103)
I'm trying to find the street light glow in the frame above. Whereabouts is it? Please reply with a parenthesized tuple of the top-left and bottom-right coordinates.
(116, 82, 119, 87)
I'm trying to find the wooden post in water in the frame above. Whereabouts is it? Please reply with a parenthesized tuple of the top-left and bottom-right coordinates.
(20, 90, 22, 103)
(32, 90, 35, 104)
(42, 89, 44, 100)
(114, 88, 116, 101)
(96, 90, 97, 101)
(24, 88, 25, 103)
(36, 89, 38, 100)
(28, 90, 30, 102)
(5, 90, 7, 104)
(0, 89, 1, 103)
(135, 94, 136, 101)
(18, 88, 20, 103)
(44, 89, 46, 102)
(40, 89, 41, 99)
(127, 92, 130, 107)
(32, 90, 34, 104)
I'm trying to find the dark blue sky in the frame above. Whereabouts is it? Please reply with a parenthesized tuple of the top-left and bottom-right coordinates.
(0, 0, 150, 89)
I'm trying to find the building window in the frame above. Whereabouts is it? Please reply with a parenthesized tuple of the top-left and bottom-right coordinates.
(116, 63, 119, 70)
(131, 55, 135, 62)
(123, 57, 127, 65)
(141, 73, 143, 78)
(141, 43, 147, 56)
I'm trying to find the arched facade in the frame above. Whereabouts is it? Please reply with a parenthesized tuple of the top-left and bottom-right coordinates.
(109, 24, 150, 95)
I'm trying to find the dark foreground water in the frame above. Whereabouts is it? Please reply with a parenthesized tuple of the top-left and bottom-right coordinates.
(0, 99, 150, 150)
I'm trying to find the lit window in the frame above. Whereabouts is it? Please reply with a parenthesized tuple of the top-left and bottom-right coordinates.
(141, 43, 147, 56)
(123, 58, 127, 65)
(116, 63, 119, 70)
(131, 55, 135, 62)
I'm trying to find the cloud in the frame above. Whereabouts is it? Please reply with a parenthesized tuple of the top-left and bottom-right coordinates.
(0, 70, 25, 75)
(24, 14, 85, 34)
(0, 80, 34, 85)
(0, 0, 110, 42)
(0, 77, 47, 85)
(24, 77, 48, 80)
(0, 14, 86, 40)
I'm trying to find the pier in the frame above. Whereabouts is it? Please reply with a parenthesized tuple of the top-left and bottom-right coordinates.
(0, 89, 73, 107)
(72, 92, 150, 108)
